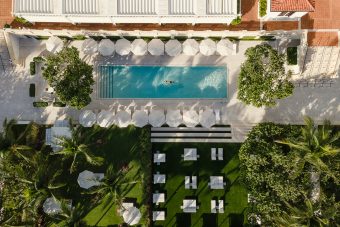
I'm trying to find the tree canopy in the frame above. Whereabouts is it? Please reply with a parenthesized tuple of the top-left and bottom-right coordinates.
(42, 47, 94, 109)
(239, 120, 340, 225)
(237, 44, 294, 107)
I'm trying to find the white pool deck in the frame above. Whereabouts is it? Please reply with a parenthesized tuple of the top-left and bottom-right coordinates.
(0, 33, 339, 141)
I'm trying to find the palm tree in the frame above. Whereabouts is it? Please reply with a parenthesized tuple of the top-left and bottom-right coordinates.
(273, 198, 336, 227)
(53, 125, 104, 173)
(88, 165, 138, 209)
(276, 116, 339, 181)
(48, 202, 88, 227)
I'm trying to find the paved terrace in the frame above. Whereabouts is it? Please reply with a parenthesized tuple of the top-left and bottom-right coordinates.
(0, 37, 339, 135)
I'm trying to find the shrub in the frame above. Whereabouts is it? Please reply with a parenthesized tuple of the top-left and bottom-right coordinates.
(33, 56, 45, 63)
(231, 16, 242, 26)
(287, 47, 298, 65)
(29, 62, 35, 75)
(33, 102, 48, 108)
(3, 23, 11, 29)
(29, 84, 35, 97)
(259, 0, 267, 17)
(53, 102, 66, 107)
(14, 17, 32, 26)
(72, 35, 87, 40)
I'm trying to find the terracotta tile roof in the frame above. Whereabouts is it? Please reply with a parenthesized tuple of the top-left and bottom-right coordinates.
(271, 0, 315, 12)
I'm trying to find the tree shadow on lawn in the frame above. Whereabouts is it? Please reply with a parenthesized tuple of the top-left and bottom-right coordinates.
(176, 213, 191, 227)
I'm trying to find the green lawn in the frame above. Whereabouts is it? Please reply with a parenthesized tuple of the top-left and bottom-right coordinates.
(152, 143, 248, 227)
(75, 126, 151, 226)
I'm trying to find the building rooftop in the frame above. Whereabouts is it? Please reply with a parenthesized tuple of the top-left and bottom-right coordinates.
(12, 0, 239, 24)
(271, 0, 315, 12)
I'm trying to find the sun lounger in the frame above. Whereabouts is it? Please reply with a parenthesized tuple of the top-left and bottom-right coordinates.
(192, 176, 197, 189)
(185, 176, 190, 189)
(218, 200, 224, 213)
(211, 200, 216, 213)
(214, 109, 221, 123)
(218, 148, 223, 160)
(211, 148, 217, 160)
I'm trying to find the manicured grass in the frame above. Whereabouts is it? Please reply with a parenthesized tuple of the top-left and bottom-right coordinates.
(77, 126, 151, 226)
(287, 47, 298, 65)
(152, 143, 248, 227)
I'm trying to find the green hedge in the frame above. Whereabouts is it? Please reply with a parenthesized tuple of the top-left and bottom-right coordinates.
(259, 0, 267, 17)
(287, 47, 298, 65)
(30, 62, 35, 75)
(29, 84, 35, 97)
(33, 56, 45, 63)
(33, 102, 48, 107)
(53, 102, 66, 107)
(231, 16, 242, 26)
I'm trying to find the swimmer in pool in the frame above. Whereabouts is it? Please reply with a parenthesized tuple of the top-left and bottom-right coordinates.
(164, 80, 175, 84)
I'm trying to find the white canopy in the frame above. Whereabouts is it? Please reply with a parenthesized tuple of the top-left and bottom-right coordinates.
(79, 110, 96, 127)
(131, 110, 148, 127)
(98, 39, 115, 56)
(82, 38, 98, 55)
(97, 110, 115, 128)
(115, 110, 131, 128)
(116, 38, 131, 56)
(165, 39, 182, 56)
(148, 39, 164, 56)
(149, 110, 166, 127)
(166, 109, 182, 128)
(123, 207, 142, 226)
(183, 110, 199, 128)
(183, 39, 199, 56)
(199, 109, 216, 128)
(46, 36, 64, 53)
(43, 197, 61, 215)
(199, 39, 216, 56)
(131, 39, 147, 56)
(217, 39, 234, 56)
(77, 170, 104, 189)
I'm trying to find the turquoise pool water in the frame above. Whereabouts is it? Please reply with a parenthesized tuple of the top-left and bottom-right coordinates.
(98, 65, 227, 99)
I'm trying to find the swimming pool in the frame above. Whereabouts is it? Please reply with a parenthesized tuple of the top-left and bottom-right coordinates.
(98, 65, 227, 99)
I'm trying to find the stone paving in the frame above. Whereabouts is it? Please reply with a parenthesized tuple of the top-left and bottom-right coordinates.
(0, 37, 339, 136)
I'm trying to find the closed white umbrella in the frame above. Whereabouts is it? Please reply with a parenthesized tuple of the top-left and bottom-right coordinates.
(77, 170, 104, 189)
(79, 110, 96, 127)
(183, 39, 199, 56)
(82, 38, 98, 55)
(217, 39, 234, 56)
(148, 39, 164, 56)
(166, 109, 182, 128)
(149, 110, 166, 127)
(46, 36, 64, 53)
(116, 38, 131, 56)
(132, 110, 148, 127)
(98, 39, 115, 56)
(199, 109, 215, 128)
(200, 39, 216, 56)
(183, 110, 199, 128)
(165, 39, 182, 56)
(123, 207, 142, 226)
(97, 110, 115, 128)
(131, 39, 147, 56)
(115, 110, 131, 128)
(43, 197, 62, 215)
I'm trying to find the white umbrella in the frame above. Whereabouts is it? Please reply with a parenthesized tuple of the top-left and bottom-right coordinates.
(116, 38, 131, 56)
(43, 197, 61, 215)
(148, 39, 164, 56)
(46, 36, 64, 53)
(165, 39, 182, 56)
(183, 39, 199, 56)
(115, 110, 131, 128)
(200, 39, 216, 56)
(149, 110, 166, 127)
(131, 39, 147, 56)
(183, 110, 199, 128)
(97, 110, 115, 128)
(98, 39, 115, 56)
(82, 38, 98, 55)
(166, 109, 182, 128)
(123, 207, 142, 226)
(77, 170, 104, 189)
(217, 39, 234, 56)
(79, 110, 96, 127)
(131, 110, 148, 127)
(199, 109, 216, 128)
